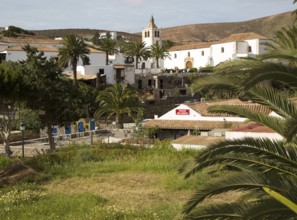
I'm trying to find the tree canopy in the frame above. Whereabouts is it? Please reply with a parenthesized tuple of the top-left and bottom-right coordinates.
(58, 34, 90, 85)
(124, 41, 150, 69)
(0, 61, 26, 156)
(150, 41, 170, 68)
(91, 32, 118, 65)
(22, 45, 88, 151)
(95, 83, 143, 129)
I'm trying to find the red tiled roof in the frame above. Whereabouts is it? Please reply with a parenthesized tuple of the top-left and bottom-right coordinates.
(168, 32, 267, 52)
(168, 42, 213, 52)
(229, 124, 276, 133)
(1, 45, 103, 54)
(64, 73, 97, 80)
(187, 99, 272, 117)
(3, 45, 58, 52)
(218, 32, 267, 44)
(143, 119, 247, 130)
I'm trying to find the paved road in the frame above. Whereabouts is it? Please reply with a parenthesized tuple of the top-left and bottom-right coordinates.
(0, 130, 132, 157)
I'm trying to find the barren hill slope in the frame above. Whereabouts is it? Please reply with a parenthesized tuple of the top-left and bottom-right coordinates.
(161, 11, 295, 43)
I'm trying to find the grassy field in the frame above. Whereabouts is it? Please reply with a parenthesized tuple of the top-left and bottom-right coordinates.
(0, 141, 213, 220)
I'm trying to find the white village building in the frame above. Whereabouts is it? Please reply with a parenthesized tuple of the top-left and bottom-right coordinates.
(143, 99, 273, 139)
(164, 32, 269, 70)
(0, 17, 272, 86)
(135, 17, 270, 71)
(0, 45, 105, 67)
(225, 124, 283, 141)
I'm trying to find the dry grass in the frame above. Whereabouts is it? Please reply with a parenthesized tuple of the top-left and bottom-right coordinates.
(44, 171, 192, 210)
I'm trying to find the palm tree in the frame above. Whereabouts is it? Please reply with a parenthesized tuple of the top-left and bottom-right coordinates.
(124, 41, 150, 69)
(184, 86, 297, 219)
(184, 3, 297, 217)
(92, 33, 118, 65)
(150, 41, 170, 68)
(162, 40, 175, 50)
(184, 84, 297, 212)
(58, 34, 90, 85)
(95, 83, 143, 129)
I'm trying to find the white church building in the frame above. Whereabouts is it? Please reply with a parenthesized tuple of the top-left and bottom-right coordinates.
(139, 17, 270, 71)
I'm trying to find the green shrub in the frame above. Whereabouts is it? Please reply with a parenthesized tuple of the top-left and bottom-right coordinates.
(189, 67, 198, 73)
(76, 148, 103, 162)
(0, 156, 15, 169)
(199, 66, 214, 73)
(3, 30, 17, 37)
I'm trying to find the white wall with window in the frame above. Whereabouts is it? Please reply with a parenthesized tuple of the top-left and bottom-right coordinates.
(163, 34, 270, 70)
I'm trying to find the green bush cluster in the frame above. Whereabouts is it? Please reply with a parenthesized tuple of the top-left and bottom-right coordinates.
(6, 25, 35, 35)
(0, 156, 15, 169)
(199, 66, 214, 73)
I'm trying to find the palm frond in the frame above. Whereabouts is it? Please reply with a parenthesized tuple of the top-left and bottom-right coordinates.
(263, 187, 297, 214)
(242, 63, 297, 90)
(247, 86, 297, 119)
(185, 138, 297, 178)
(194, 153, 297, 177)
(207, 105, 286, 136)
(262, 25, 297, 54)
(191, 75, 242, 96)
(183, 172, 297, 215)
(184, 198, 294, 220)
(285, 116, 297, 142)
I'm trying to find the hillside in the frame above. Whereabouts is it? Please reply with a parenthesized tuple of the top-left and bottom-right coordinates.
(161, 11, 295, 43)
(30, 11, 294, 43)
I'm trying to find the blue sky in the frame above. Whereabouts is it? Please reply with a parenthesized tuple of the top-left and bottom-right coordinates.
(1, 0, 295, 33)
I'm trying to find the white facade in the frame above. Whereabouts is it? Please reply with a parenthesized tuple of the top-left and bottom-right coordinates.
(2, 48, 57, 62)
(100, 31, 117, 40)
(0, 46, 106, 67)
(226, 129, 283, 141)
(172, 143, 208, 150)
(76, 65, 135, 86)
(108, 52, 126, 65)
(166, 47, 211, 69)
(158, 104, 247, 122)
(84, 50, 106, 66)
(164, 34, 270, 70)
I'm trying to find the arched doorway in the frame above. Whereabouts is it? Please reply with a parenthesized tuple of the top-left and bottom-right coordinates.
(186, 61, 192, 68)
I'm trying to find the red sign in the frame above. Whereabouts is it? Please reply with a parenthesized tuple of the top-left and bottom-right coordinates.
(176, 109, 190, 115)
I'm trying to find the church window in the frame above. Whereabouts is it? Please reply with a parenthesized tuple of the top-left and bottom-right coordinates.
(148, 31, 150, 37)
(174, 53, 177, 59)
(201, 51, 204, 56)
(221, 47, 224, 53)
(188, 52, 191, 57)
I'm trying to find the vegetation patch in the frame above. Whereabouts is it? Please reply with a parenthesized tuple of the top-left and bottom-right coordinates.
(0, 143, 211, 219)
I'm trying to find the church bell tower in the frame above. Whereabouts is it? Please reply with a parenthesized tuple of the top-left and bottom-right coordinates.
(142, 16, 161, 47)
